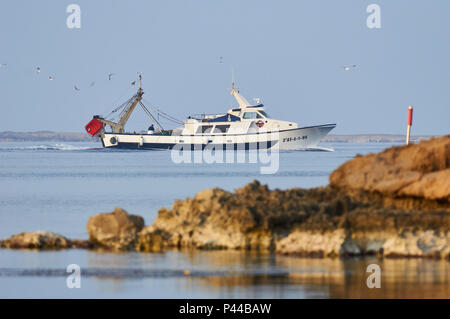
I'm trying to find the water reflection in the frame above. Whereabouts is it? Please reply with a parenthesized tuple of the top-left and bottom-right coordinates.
(83, 250, 450, 298)
(0, 249, 448, 298)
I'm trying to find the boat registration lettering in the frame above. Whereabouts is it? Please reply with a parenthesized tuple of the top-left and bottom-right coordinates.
(283, 136, 307, 142)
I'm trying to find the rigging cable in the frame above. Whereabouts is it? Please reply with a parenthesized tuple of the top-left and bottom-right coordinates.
(100, 85, 136, 118)
(142, 98, 184, 125)
(102, 91, 184, 130)
(105, 94, 136, 120)
(117, 94, 138, 121)
(138, 101, 164, 131)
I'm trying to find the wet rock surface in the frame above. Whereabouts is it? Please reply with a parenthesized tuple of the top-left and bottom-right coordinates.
(0, 231, 90, 250)
(86, 207, 145, 250)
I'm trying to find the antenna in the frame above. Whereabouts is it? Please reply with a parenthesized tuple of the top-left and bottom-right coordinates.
(231, 67, 238, 93)
(137, 72, 143, 90)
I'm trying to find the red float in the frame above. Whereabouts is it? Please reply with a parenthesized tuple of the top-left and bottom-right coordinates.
(85, 118, 104, 136)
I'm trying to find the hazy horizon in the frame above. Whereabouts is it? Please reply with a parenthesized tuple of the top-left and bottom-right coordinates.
(1, 1, 449, 135)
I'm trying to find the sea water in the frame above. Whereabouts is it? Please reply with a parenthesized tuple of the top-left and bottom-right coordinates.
(0, 141, 449, 298)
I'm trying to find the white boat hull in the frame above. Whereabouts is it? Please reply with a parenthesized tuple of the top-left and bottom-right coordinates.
(100, 124, 335, 151)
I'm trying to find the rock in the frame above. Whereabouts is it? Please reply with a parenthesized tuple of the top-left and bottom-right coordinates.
(69, 239, 94, 249)
(1, 231, 69, 249)
(381, 230, 450, 258)
(137, 226, 171, 252)
(87, 207, 144, 250)
(138, 181, 318, 251)
(330, 135, 450, 203)
(398, 169, 450, 200)
(276, 230, 348, 257)
(0, 231, 92, 250)
(138, 180, 450, 257)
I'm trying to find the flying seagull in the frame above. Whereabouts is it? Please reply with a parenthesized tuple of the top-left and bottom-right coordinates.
(36, 67, 41, 73)
(131, 81, 136, 86)
(218, 57, 223, 64)
(342, 65, 357, 71)
(90, 81, 95, 87)
(0, 63, 7, 68)
(74, 85, 80, 91)
(108, 73, 115, 80)
(48, 76, 54, 81)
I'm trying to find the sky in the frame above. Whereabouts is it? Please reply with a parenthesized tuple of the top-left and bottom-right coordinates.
(0, 0, 449, 135)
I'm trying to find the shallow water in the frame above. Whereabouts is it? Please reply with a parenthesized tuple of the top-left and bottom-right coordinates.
(1, 141, 448, 298)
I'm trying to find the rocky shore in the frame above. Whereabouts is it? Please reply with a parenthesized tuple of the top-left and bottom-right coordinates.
(1, 135, 449, 258)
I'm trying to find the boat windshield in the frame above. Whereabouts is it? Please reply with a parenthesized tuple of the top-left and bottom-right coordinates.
(258, 111, 270, 118)
(243, 112, 263, 119)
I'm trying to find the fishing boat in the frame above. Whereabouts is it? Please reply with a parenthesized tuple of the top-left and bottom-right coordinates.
(85, 75, 336, 151)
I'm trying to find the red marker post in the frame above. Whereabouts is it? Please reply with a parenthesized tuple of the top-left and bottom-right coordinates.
(406, 105, 413, 145)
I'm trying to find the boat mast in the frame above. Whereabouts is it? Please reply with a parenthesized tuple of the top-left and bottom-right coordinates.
(99, 74, 144, 133)
(116, 74, 143, 132)
(230, 77, 251, 109)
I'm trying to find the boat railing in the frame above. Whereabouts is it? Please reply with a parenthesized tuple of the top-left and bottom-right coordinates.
(188, 113, 226, 121)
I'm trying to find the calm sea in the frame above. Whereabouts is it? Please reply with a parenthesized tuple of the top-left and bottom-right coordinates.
(0, 141, 448, 298)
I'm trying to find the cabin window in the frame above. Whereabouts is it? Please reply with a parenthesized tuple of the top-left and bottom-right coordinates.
(214, 125, 230, 133)
(197, 125, 214, 133)
(243, 112, 262, 119)
(258, 111, 270, 118)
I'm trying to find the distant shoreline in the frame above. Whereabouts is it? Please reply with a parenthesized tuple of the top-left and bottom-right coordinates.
(321, 134, 432, 143)
(0, 131, 92, 142)
(0, 131, 435, 143)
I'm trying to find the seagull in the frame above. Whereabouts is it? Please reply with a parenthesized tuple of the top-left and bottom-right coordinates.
(90, 81, 95, 87)
(218, 56, 223, 64)
(36, 67, 41, 74)
(74, 85, 80, 91)
(48, 76, 54, 81)
(131, 81, 136, 86)
(0, 63, 7, 68)
(342, 65, 357, 71)
(108, 73, 115, 80)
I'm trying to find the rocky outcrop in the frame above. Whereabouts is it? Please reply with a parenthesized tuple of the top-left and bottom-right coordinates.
(86, 207, 145, 250)
(0, 231, 90, 250)
(330, 135, 450, 203)
(137, 180, 450, 257)
(136, 136, 450, 257)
